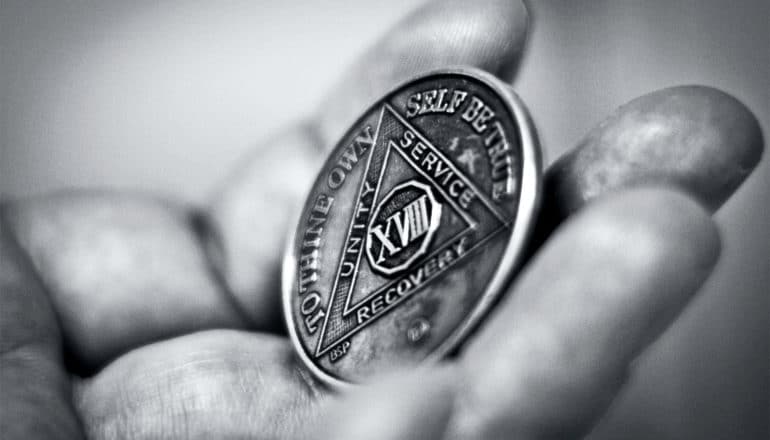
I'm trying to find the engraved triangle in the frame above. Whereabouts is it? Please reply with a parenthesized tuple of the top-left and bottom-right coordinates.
(314, 105, 510, 358)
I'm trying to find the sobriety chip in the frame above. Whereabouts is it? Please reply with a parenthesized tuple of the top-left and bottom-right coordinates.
(283, 68, 541, 386)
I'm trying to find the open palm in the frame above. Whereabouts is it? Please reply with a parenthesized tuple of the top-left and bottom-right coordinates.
(1, 1, 763, 439)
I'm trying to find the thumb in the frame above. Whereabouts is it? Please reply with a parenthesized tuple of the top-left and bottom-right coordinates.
(314, 366, 459, 440)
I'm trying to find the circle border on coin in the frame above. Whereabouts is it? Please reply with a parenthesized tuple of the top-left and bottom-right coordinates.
(282, 67, 541, 388)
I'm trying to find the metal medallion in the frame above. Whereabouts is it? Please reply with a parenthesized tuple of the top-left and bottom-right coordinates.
(283, 68, 541, 387)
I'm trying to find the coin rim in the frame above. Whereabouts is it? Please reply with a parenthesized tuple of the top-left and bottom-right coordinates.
(282, 66, 542, 389)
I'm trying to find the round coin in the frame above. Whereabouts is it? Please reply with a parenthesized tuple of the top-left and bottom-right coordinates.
(283, 67, 541, 387)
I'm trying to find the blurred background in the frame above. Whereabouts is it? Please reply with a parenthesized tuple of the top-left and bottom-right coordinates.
(1, 0, 767, 438)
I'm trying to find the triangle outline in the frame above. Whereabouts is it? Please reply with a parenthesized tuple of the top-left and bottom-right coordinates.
(313, 104, 510, 357)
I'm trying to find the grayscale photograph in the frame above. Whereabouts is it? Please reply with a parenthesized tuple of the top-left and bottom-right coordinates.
(1, 1, 768, 439)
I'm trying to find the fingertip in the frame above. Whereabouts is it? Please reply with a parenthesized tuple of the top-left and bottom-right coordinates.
(645, 85, 764, 197)
(380, 0, 530, 78)
(694, 85, 764, 183)
(317, 0, 530, 145)
(546, 85, 765, 222)
(427, 0, 530, 79)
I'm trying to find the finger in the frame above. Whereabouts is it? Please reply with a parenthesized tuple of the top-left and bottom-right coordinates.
(2, 194, 248, 373)
(454, 188, 720, 439)
(210, 0, 530, 329)
(535, 85, 763, 244)
(0, 214, 83, 439)
(74, 330, 321, 440)
(208, 123, 324, 331)
(317, 368, 457, 440)
(316, 0, 529, 146)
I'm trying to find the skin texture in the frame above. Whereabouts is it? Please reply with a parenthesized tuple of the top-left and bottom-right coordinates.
(0, 0, 764, 439)
(533, 85, 764, 244)
(457, 189, 721, 439)
(318, 367, 458, 440)
(548, 86, 762, 214)
(4, 194, 249, 373)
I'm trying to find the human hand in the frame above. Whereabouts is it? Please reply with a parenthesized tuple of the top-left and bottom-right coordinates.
(0, 1, 763, 439)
